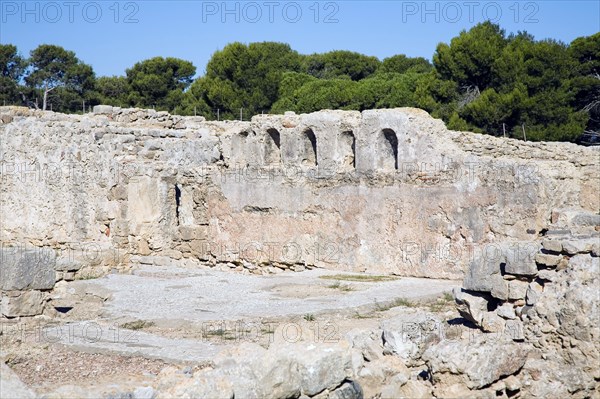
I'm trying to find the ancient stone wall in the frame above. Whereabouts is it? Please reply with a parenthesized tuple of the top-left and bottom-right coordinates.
(1, 105, 598, 316)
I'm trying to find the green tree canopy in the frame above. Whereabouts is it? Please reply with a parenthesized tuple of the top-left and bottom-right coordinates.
(25, 44, 95, 111)
(0, 44, 27, 105)
(379, 55, 433, 74)
(183, 42, 303, 119)
(434, 22, 507, 90)
(432, 22, 589, 141)
(126, 56, 196, 111)
(569, 33, 600, 132)
(303, 50, 380, 81)
(96, 76, 130, 107)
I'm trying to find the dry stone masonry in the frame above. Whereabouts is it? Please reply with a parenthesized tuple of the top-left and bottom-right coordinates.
(1, 105, 598, 318)
(0, 105, 599, 398)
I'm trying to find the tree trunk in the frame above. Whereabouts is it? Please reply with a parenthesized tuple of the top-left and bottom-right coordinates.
(42, 85, 55, 111)
(43, 83, 48, 111)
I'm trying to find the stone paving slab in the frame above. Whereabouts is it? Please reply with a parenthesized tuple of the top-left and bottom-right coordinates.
(80, 267, 460, 323)
(42, 321, 220, 363)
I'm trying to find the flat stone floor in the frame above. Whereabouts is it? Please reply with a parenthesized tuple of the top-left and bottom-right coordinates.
(81, 266, 459, 324)
(43, 266, 459, 363)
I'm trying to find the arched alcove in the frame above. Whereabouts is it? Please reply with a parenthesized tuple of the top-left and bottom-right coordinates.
(301, 128, 318, 166)
(381, 128, 398, 170)
(232, 131, 249, 167)
(339, 131, 355, 169)
(265, 128, 281, 165)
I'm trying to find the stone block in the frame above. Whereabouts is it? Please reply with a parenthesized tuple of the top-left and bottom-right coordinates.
(503, 242, 540, 276)
(55, 258, 84, 272)
(1, 247, 56, 290)
(481, 312, 505, 333)
(454, 288, 488, 325)
(508, 280, 528, 301)
(93, 105, 114, 114)
(178, 226, 207, 241)
(490, 275, 509, 300)
(463, 244, 505, 292)
(504, 319, 525, 341)
(526, 281, 543, 306)
(535, 253, 561, 267)
(1, 290, 45, 317)
(541, 239, 562, 253)
(497, 303, 516, 320)
(562, 239, 596, 255)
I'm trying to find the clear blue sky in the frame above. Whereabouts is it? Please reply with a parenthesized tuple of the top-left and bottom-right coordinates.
(2, 1, 599, 77)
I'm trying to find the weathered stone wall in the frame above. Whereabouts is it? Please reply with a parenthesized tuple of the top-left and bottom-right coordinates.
(1, 105, 598, 316)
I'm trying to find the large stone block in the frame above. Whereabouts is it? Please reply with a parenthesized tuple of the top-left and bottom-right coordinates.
(503, 242, 540, 276)
(551, 209, 600, 229)
(463, 243, 506, 292)
(454, 288, 489, 326)
(1, 290, 45, 317)
(1, 246, 56, 290)
(93, 105, 114, 114)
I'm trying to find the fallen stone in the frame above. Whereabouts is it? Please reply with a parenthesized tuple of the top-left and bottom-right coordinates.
(381, 310, 442, 363)
(275, 341, 353, 397)
(481, 312, 505, 333)
(211, 342, 292, 399)
(504, 375, 521, 391)
(568, 254, 599, 274)
(159, 369, 234, 399)
(345, 329, 383, 362)
(454, 288, 488, 325)
(562, 239, 596, 255)
(358, 355, 409, 394)
(349, 350, 364, 376)
(328, 381, 362, 399)
(423, 335, 529, 389)
(536, 269, 557, 282)
(132, 386, 155, 399)
(504, 319, 525, 341)
(433, 383, 472, 399)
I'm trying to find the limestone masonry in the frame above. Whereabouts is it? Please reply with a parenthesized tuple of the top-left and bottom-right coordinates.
(1, 105, 599, 318)
(1, 106, 599, 398)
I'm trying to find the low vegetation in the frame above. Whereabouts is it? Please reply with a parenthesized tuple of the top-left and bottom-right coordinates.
(374, 298, 416, 312)
(120, 320, 155, 330)
(320, 274, 398, 283)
